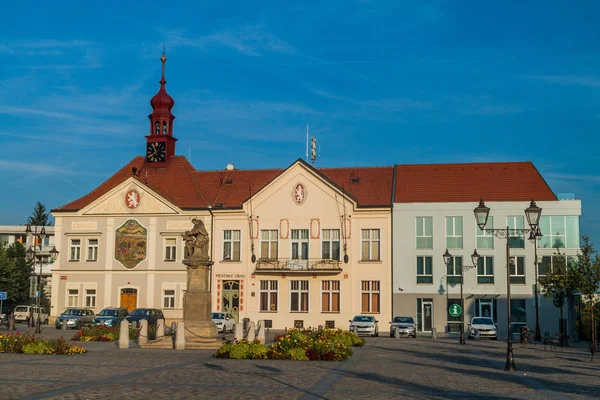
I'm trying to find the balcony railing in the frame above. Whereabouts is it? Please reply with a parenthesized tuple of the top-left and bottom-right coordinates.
(255, 258, 342, 273)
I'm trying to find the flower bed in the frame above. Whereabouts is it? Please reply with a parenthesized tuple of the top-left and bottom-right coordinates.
(0, 333, 87, 355)
(72, 324, 158, 341)
(215, 328, 365, 361)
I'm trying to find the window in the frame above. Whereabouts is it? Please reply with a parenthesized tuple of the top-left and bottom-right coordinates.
(291, 229, 309, 260)
(509, 256, 526, 284)
(259, 280, 278, 312)
(70, 239, 81, 261)
(322, 229, 340, 260)
(165, 238, 177, 261)
(223, 230, 241, 261)
(416, 217, 433, 249)
(67, 289, 79, 307)
(446, 217, 463, 249)
(260, 230, 278, 260)
(85, 289, 96, 308)
(446, 256, 463, 285)
(163, 290, 175, 308)
(416, 256, 433, 284)
(538, 255, 577, 277)
(0, 235, 9, 245)
(290, 280, 309, 312)
(447, 299, 462, 332)
(510, 299, 527, 337)
(538, 216, 580, 249)
(361, 281, 380, 313)
(87, 239, 98, 261)
(321, 281, 340, 313)
(507, 216, 525, 249)
(476, 216, 494, 249)
(477, 256, 494, 284)
(361, 229, 380, 261)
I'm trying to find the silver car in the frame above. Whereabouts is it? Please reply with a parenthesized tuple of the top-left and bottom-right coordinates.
(349, 315, 379, 337)
(390, 316, 416, 337)
(55, 308, 96, 330)
(468, 317, 498, 340)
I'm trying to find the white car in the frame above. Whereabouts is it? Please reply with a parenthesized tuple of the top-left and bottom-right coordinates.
(349, 315, 379, 337)
(468, 317, 498, 340)
(211, 312, 235, 333)
(389, 316, 416, 338)
(13, 305, 49, 324)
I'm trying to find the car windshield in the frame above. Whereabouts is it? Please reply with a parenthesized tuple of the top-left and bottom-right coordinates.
(472, 318, 494, 325)
(98, 309, 117, 316)
(62, 309, 83, 316)
(211, 313, 225, 319)
(353, 316, 374, 322)
(130, 309, 150, 316)
(393, 317, 414, 323)
(14, 306, 28, 312)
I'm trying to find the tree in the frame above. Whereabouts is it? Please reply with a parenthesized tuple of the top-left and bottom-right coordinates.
(570, 237, 600, 360)
(0, 242, 34, 311)
(28, 201, 53, 226)
(539, 249, 577, 346)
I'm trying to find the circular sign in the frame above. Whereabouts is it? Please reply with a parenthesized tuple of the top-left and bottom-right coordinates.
(449, 304, 462, 317)
(125, 189, 140, 209)
(292, 183, 307, 204)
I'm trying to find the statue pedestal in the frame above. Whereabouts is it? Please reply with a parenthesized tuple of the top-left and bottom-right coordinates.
(183, 263, 221, 349)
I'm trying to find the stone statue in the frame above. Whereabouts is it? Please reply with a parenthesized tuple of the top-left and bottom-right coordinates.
(182, 218, 210, 266)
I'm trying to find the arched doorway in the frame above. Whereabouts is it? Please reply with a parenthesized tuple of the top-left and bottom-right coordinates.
(120, 288, 138, 312)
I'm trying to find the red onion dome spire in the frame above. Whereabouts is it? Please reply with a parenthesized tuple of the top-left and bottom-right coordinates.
(150, 55, 175, 112)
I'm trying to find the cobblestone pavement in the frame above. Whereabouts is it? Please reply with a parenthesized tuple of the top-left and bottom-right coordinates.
(0, 333, 598, 399)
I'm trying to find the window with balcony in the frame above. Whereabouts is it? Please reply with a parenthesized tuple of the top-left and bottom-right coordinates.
(538, 216, 580, 249)
(165, 238, 177, 261)
(509, 256, 526, 284)
(259, 280, 278, 312)
(87, 239, 98, 261)
(322, 229, 340, 261)
(416, 256, 433, 284)
(260, 230, 278, 260)
(290, 280, 309, 312)
(477, 256, 494, 284)
(85, 289, 96, 308)
(446, 217, 463, 249)
(416, 217, 433, 249)
(223, 230, 241, 261)
(291, 229, 309, 260)
(476, 216, 494, 249)
(69, 239, 81, 261)
(446, 256, 463, 285)
(361, 281, 380, 313)
(321, 280, 340, 313)
(361, 229, 380, 261)
(507, 216, 525, 249)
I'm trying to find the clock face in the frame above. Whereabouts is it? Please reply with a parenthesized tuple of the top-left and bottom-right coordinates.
(146, 142, 166, 162)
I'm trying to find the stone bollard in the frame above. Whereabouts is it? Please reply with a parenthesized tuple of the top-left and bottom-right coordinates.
(432, 328, 437, 339)
(8, 316, 15, 331)
(62, 319, 68, 331)
(234, 322, 244, 341)
(352, 325, 358, 335)
(156, 319, 165, 339)
(394, 326, 400, 339)
(139, 319, 148, 346)
(247, 321, 256, 342)
(175, 321, 185, 350)
(256, 321, 265, 344)
(119, 320, 130, 349)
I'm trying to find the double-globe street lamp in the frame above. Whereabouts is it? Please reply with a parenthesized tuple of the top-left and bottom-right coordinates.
(473, 199, 542, 371)
(528, 227, 543, 342)
(25, 223, 59, 334)
(443, 248, 481, 344)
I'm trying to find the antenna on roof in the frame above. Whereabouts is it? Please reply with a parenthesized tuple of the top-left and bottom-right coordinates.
(310, 137, 318, 166)
(305, 124, 309, 162)
(188, 144, 191, 163)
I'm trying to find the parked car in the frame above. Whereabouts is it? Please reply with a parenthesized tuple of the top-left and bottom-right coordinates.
(349, 315, 379, 337)
(55, 308, 96, 330)
(92, 307, 129, 327)
(211, 312, 235, 333)
(389, 316, 416, 338)
(126, 308, 165, 327)
(14, 305, 48, 324)
(468, 317, 498, 340)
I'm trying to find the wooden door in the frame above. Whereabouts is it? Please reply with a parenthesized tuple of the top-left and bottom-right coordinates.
(120, 289, 137, 312)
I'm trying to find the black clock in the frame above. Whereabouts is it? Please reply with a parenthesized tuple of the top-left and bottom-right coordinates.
(146, 142, 166, 162)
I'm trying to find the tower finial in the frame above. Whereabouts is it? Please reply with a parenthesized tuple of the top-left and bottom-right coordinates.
(160, 48, 167, 86)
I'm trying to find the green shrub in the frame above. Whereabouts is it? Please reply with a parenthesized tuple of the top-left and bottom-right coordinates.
(22, 341, 54, 355)
(287, 348, 309, 361)
(215, 344, 234, 358)
(229, 343, 251, 359)
(248, 342, 268, 359)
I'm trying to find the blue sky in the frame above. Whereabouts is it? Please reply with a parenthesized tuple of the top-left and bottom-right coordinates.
(1, 1, 599, 244)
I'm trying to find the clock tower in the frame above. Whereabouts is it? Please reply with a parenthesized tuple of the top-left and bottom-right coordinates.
(145, 54, 177, 165)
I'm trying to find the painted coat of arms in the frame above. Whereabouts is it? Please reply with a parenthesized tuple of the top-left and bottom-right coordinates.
(115, 219, 147, 269)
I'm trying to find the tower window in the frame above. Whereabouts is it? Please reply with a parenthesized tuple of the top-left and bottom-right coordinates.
(155, 121, 160, 135)
(163, 121, 168, 134)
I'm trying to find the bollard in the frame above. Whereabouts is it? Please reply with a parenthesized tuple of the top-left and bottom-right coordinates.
(8, 316, 15, 331)
(394, 326, 400, 339)
(62, 319, 68, 331)
(156, 319, 165, 339)
(175, 321, 185, 350)
(431, 327, 437, 339)
(247, 321, 256, 341)
(256, 321, 265, 344)
(352, 325, 358, 335)
(234, 322, 244, 341)
(119, 320, 130, 349)
(139, 320, 148, 346)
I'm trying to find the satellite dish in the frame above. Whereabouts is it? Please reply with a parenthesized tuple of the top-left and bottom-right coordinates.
(226, 163, 235, 171)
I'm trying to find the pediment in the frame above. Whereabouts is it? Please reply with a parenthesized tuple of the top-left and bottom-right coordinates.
(82, 178, 179, 215)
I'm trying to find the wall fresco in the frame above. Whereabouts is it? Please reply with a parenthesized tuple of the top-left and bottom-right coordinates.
(115, 219, 147, 269)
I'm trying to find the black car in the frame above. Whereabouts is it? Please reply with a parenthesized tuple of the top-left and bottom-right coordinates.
(125, 308, 165, 327)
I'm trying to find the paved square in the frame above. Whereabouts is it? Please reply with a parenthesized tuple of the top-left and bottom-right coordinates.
(1, 329, 598, 399)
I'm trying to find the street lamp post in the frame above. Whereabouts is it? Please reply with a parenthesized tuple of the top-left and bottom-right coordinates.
(529, 227, 543, 342)
(474, 199, 542, 371)
(25, 223, 59, 334)
(443, 249, 481, 344)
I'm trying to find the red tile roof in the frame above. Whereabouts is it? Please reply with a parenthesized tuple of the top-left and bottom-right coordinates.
(393, 162, 557, 203)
